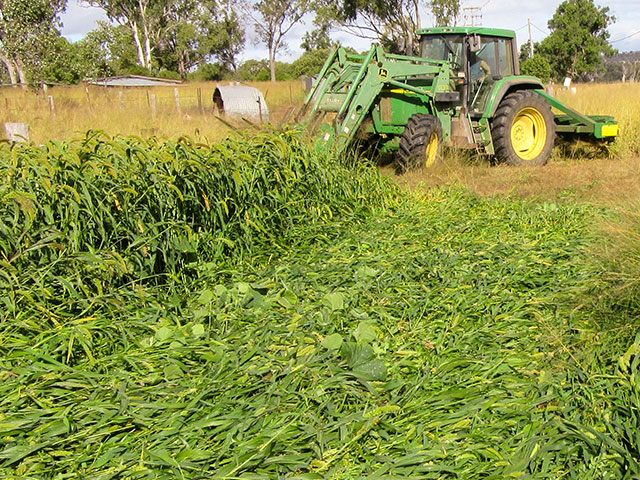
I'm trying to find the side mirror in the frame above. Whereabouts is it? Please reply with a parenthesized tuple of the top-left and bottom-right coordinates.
(469, 34, 481, 53)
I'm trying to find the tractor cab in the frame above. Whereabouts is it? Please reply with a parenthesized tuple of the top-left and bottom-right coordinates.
(417, 27, 519, 115)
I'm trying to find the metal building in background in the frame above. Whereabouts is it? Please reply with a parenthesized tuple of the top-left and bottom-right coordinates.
(88, 75, 183, 87)
(213, 85, 269, 123)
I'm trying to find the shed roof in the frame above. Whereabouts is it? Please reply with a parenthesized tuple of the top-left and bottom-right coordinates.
(88, 75, 183, 87)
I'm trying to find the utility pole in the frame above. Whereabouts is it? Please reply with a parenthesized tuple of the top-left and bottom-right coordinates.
(463, 7, 482, 27)
(528, 18, 534, 59)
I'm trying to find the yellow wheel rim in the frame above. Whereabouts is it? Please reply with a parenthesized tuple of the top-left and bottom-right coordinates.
(425, 133, 439, 167)
(510, 107, 547, 160)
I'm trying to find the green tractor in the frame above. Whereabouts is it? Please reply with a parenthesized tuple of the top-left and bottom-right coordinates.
(297, 26, 619, 172)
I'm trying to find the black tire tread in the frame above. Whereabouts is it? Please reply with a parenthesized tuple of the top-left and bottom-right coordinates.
(395, 114, 443, 174)
(491, 90, 556, 166)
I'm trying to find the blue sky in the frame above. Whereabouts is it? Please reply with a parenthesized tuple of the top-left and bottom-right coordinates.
(60, 0, 640, 62)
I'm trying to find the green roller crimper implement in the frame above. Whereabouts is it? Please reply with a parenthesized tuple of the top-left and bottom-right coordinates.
(297, 26, 619, 172)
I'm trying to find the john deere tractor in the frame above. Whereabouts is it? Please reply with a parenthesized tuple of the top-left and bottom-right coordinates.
(297, 27, 618, 172)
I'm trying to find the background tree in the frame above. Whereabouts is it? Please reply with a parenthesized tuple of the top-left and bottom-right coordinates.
(85, 21, 147, 74)
(429, 0, 460, 27)
(337, 0, 423, 54)
(311, 0, 459, 55)
(301, 23, 334, 53)
(0, 0, 67, 86)
(521, 55, 552, 83)
(519, 40, 533, 63)
(156, 0, 244, 78)
(537, 0, 615, 81)
(212, 5, 245, 72)
(84, 0, 170, 70)
(42, 35, 112, 84)
(252, 0, 308, 82)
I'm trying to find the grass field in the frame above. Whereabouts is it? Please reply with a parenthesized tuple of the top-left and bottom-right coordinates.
(389, 83, 640, 204)
(0, 80, 306, 144)
(0, 80, 639, 156)
(1, 79, 639, 477)
(1, 122, 639, 478)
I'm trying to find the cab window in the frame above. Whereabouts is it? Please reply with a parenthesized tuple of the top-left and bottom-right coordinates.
(498, 38, 514, 76)
(475, 38, 498, 77)
(473, 36, 515, 79)
(420, 35, 464, 70)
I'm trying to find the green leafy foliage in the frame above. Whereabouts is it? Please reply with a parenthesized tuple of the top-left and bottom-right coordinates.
(429, 0, 461, 27)
(521, 55, 553, 83)
(0, 132, 639, 478)
(83, 22, 144, 76)
(42, 36, 114, 83)
(0, 0, 67, 84)
(155, 1, 245, 77)
(537, 0, 616, 81)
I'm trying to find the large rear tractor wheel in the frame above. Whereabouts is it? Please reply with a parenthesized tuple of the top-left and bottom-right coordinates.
(491, 90, 556, 166)
(395, 114, 443, 174)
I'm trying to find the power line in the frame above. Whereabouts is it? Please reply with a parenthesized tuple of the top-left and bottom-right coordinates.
(610, 30, 640, 43)
(531, 23, 548, 35)
(523, 21, 638, 45)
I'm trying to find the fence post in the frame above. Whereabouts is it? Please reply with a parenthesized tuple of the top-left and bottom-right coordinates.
(174, 88, 181, 115)
(48, 95, 55, 116)
(151, 94, 157, 120)
(85, 87, 93, 111)
(197, 88, 204, 115)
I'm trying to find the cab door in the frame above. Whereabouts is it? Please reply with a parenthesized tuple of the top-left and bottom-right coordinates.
(468, 36, 516, 115)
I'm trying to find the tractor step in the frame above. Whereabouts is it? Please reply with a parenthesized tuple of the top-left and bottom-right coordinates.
(470, 117, 495, 154)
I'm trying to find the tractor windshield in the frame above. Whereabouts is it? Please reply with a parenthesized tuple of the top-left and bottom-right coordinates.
(420, 35, 464, 69)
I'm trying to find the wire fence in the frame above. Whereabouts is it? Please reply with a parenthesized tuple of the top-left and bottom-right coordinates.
(0, 81, 307, 143)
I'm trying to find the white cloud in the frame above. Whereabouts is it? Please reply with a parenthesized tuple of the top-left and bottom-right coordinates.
(60, 2, 108, 42)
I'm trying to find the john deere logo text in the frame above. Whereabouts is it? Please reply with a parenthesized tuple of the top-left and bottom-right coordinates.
(378, 68, 388, 79)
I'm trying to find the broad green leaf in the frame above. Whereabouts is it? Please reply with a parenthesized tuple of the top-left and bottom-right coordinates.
(354, 321, 377, 343)
(192, 324, 205, 337)
(155, 326, 173, 342)
(322, 333, 343, 350)
(322, 292, 345, 311)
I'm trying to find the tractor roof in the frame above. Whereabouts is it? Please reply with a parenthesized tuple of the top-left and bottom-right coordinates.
(417, 26, 516, 38)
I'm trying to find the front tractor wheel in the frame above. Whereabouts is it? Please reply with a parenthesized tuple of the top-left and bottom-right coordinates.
(395, 114, 443, 174)
(491, 90, 556, 166)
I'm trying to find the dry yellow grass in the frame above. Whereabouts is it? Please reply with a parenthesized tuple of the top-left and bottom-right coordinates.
(552, 82, 640, 158)
(0, 80, 306, 144)
(388, 82, 640, 203)
(2, 79, 638, 204)
(387, 155, 640, 204)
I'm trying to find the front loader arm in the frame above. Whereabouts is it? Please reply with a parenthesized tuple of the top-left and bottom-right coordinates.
(298, 45, 454, 152)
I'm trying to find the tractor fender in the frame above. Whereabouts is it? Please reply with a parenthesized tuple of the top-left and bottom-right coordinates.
(482, 76, 544, 118)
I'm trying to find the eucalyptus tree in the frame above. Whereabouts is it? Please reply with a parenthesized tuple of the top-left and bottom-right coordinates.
(309, 0, 460, 55)
(252, 0, 309, 82)
(0, 0, 67, 85)
(84, 0, 169, 70)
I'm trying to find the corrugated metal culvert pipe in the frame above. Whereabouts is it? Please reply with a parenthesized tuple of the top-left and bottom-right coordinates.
(213, 85, 269, 123)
